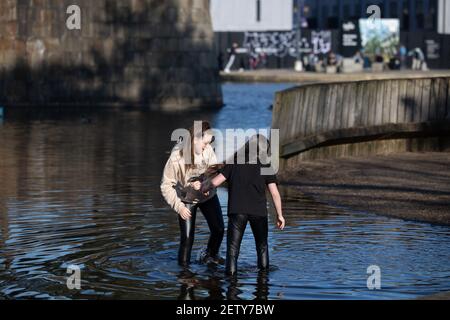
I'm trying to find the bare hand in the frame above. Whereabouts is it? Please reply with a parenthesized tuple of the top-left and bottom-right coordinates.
(277, 215, 285, 230)
(179, 207, 192, 220)
(191, 181, 201, 191)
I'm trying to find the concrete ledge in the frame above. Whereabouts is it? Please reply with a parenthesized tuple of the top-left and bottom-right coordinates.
(221, 69, 450, 84)
(281, 121, 450, 158)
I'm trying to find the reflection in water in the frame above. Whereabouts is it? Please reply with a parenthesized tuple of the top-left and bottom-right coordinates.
(0, 83, 449, 299)
(177, 267, 225, 300)
(176, 267, 270, 301)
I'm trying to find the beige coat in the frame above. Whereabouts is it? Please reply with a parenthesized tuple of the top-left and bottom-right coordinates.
(160, 143, 218, 214)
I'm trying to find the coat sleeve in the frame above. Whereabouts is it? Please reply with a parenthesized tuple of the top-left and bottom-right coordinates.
(160, 157, 186, 215)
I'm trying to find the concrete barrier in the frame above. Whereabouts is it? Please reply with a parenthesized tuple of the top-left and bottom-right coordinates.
(372, 62, 384, 72)
(272, 75, 450, 171)
(342, 58, 363, 73)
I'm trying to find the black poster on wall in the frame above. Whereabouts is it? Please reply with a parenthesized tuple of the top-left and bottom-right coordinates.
(341, 20, 360, 57)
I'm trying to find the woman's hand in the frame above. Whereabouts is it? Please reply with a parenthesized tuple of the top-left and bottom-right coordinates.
(179, 206, 192, 220)
(268, 183, 285, 230)
(276, 215, 285, 230)
(190, 181, 202, 191)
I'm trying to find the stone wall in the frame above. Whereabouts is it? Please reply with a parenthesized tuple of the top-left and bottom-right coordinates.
(0, 0, 222, 110)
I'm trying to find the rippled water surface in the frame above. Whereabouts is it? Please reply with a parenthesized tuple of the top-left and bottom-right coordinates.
(0, 83, 449, 299)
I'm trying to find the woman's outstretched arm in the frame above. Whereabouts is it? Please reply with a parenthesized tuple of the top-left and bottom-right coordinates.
(201, 174, 227, 194)
(268, 183, 285, 230)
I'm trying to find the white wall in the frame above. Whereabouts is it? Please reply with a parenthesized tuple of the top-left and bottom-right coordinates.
(438, 0, 450, 34)
(210, 0, 293, 32)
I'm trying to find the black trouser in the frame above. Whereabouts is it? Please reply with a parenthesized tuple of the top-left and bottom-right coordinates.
(226, 214, 269, 276)
(178, 194, 224, 266)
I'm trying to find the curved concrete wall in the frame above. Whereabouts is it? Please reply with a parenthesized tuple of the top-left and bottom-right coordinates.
(272, 76, 450, 170)
(0, 0, 222, 111)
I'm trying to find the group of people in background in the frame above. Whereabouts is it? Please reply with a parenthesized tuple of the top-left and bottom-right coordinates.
(220, 43, 428, 73)
(221, 42, 268, 73)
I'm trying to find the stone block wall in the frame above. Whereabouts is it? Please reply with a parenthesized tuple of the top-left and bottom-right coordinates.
(0, 0, 222, 110)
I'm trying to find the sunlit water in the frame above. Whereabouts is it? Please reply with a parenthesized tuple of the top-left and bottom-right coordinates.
(0, 83, 449, 300)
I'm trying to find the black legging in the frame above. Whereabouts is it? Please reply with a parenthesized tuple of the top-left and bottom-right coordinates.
(178, 194, 224, 266)
(226, 214, 269, 276)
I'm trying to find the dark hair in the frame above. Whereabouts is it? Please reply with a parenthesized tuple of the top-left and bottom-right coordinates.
(232, 134, 271, 165)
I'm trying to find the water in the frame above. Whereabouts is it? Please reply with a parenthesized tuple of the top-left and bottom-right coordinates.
(0, 83, 449, 300)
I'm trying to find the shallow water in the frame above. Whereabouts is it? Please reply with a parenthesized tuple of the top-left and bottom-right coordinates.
(0, 83, 449, 300)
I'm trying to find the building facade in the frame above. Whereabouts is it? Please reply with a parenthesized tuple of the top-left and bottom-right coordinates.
(438, 0, 450, 34)
(302, 0, 450, 68)
(212, 0, 450, 70)
(303, 0, 440, 31)
(211, 0, 337, 69)
(210, 0, 293, 32)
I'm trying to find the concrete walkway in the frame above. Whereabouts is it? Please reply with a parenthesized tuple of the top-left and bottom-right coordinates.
(221, 69, 450, 83)
(279, 152, 450, 226)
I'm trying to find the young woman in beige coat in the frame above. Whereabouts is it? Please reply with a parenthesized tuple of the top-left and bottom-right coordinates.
(161, 121, 224, 267)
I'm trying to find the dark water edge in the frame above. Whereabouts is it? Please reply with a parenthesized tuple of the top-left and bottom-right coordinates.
(0, 83, 449, 300)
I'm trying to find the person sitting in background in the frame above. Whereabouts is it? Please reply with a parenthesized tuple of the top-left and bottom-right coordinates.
(388, 55, 401, 70)
(409, 47, 426, 71)
(224, 43, 239, 73)
(327, 52, 337, 66)
(399, 45, 407, 69)
(335, 53, 344, 73)
(353, 50, 363, 64)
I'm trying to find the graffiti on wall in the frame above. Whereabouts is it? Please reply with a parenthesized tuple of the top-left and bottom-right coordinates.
(243, 30, 332, 57)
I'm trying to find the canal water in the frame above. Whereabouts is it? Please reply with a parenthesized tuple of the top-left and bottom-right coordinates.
(0, 83, 449, 300)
